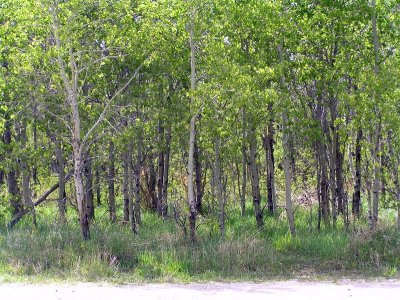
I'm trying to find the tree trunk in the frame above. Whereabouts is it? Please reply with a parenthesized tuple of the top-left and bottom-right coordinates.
(187, 14, 197, 242)
(4, 119, 21, 216)
(329, 101, 338, 227)
(371, 0, 381, 229)
(52, 12, 88, 239)
(282, 111, 295, 236)
(352, 129, 362, 217)
(123, 150, 130, 222)
(248, 122, 264, 229)
(314, 99, 331, 227)
(372, 124, 381, 228)
(241, 108, 247, 217)
(20, 122, 37, 227)
(162, 124, 171, 218)
(147, 156, 158, 212)
(194, 138, 203, 215)
(365, 144, 373, 229)
(72, 125, 90, 240)
(32, 114, 38, 186)
(320, 143, 330, 227)
(108, 140, 116, 223)
(128, 143, 137, 234)
(188, 115, 197, 242)
(210, 161, 217, 210)
(134, 129, 142, 227)
(316, 149, 322, 232)
(214, 137, 225, 237)
(84, 151, 95, 220)
(157, 120, 165, 217)
(53, 134, 66, 222)
(278, 36, 296, 236)
(95, 167, 101, 207)
(336, 143, 346, 227)
(263, 108, 276, 215)
(387, 131, 400, 229)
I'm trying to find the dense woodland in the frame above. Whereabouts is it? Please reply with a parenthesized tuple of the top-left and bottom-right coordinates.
(0, 0, 400, 248)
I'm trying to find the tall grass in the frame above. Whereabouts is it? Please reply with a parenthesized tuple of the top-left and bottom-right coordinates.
(0, 204, 399, 282)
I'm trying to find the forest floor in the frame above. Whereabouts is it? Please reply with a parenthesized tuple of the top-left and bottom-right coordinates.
(1, 280, 400, 300)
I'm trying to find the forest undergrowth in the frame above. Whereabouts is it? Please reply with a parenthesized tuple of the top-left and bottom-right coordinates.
(0, 203, 399, 283)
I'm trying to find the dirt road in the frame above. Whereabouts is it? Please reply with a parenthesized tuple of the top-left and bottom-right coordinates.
(1, 280, 400, 300)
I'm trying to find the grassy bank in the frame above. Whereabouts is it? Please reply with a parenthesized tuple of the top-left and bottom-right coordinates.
(0, 205, 399, 283)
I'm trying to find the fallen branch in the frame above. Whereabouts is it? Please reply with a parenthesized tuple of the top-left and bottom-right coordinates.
(7, 171, 73, 229)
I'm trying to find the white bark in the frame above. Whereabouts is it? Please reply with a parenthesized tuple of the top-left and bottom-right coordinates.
(278, 27, 296, 236)
(50, 4, 145, 239)
(188, 12, 198, 242)
(371, 0, 381, 229)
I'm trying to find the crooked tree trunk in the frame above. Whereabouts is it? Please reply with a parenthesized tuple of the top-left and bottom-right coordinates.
(52, 11, 89, 239)
(108, 140, 116, 223)
(51, 5, 143, 239)
(248, 122, 263, 229)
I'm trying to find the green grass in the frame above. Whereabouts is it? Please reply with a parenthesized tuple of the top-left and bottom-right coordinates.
(0, 203, 399, 283)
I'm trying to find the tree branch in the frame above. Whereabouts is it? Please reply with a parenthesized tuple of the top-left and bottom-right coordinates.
(81, 61, 146, 148)
(7, 171, 74, 229)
